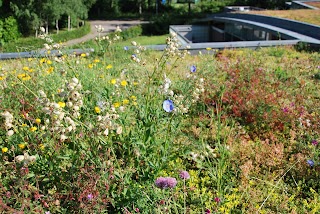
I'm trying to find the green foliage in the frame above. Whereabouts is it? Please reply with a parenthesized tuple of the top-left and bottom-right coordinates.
(0, 22, 90, 52)
(0, 16, 21, 45)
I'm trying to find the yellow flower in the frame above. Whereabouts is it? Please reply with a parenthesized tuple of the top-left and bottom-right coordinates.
(0, 76, 5, 81)
(130, 95, 137, 101)
(47, 67, 54, 74)
(2, 147, 8, 153)
(58, 102, 66, 108)
(95, 106, 101, 114)
(22, 66, 29, 71)
(18, 143, 26, 149)
(106, 64, 113, 69)
(28, 69, 34, 73)
(110, 79, 117, 85)
(17, 73, 31, 81)
(28, 58, 33, 61)
(206, 47, 212, 50)
(35, 118, 41, 124)
(81, 53, 86, 57)
(120, 80, 127, 87)
(88, 64, 93, 69)
(94, 59, 100, 63)
(133, 82, 139, 86)
(40, 58, 46, 64)
(46, 60, 52, 65)
(123, 99, 129, 105)
(39, 144, 45, 150)
(47, 50, 51, 54)
(113, 102, 121, 108)
(21, 123, 28, 127)
(30, 127, 37, 132)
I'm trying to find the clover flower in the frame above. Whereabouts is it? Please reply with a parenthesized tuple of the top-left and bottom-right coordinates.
(179, 171, 190, 180)
(163, 100, 174, 113)
(155, 177, 177, 189)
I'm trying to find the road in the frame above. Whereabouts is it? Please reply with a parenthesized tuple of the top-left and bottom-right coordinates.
(63, 20, 148, 46)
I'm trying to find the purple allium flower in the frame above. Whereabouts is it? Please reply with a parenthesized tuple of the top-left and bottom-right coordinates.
(155, 177, 168, 189)
(205, 208, 211, 214)
(312, 140, 318, 146)
(179, 170, 190, 180)
(87, 193, 93, 200)
(163, 100, 174, 113)
(155, 177, 177, 189)
(190, 65, 197, 73)
(166, 177, 177, 188)
(307, 160, 315, 167)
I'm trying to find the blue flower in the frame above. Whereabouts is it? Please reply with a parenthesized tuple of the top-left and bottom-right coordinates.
(190, 65, 197, 73)
(307, 160, 314, 167)
(124, 46, 128, 51)
(163, 100, 174, 113)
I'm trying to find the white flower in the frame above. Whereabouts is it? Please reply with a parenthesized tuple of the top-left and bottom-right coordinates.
(60, 134, 68, 141)
(7, 130, 14, 136)
(40, 27, 45, 33)
(103, 128, 109, 136)
(15, 155, 25, 162)
(131, 41, 137, 46)
(116, 126, 122, 135)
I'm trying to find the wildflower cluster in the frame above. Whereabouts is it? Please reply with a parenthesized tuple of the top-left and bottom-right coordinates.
(159, 65, 205, 114)
(95, 106, 122, 136)
(38, 27, 60, 50)
(164, 32, 190, 59)
(130, 41, 146, 64)
(95, 25, 122, 48)
(37, 78, 83, 141)
(1, 111, 14, 133)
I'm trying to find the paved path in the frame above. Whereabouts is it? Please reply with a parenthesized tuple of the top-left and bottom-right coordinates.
(63, 20, 148, 46)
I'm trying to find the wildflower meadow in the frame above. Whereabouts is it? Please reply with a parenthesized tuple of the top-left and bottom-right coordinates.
(0, 27, 320, 213)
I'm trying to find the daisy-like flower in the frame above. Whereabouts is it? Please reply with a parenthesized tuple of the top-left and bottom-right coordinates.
(30, 127, 37, 132)
(35, 118, 41, 124)
(2, 147, 8, 153)
(18, 143, 26, 149)
(163, 100, 174, 113)
(110, 79, 117, 85)
(121, 80, 128, 87)
(95, 106, 101, 114)
(106, 64, 113, 69)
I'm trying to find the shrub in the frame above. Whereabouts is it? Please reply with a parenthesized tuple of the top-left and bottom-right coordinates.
(0, 16, 21, 45)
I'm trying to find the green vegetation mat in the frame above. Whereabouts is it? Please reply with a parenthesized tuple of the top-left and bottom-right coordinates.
(0, 33, 319, 213)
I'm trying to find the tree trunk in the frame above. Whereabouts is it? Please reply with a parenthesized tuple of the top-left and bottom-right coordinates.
(139, 1, 142, 14)
(46, 20, 49, 34)
(56, 19, 59, 34)
(68, 15, 71, 31)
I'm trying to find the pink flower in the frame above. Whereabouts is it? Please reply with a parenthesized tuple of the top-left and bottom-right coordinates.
(179, 170, 190, 180)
